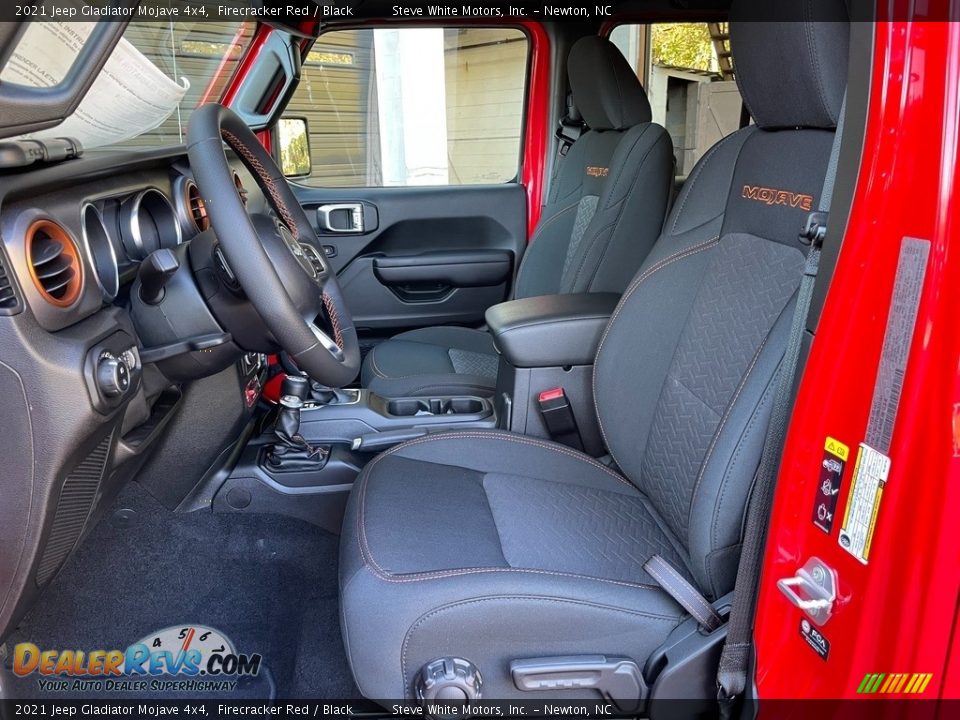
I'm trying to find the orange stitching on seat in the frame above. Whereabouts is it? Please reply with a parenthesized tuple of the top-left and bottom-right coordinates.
(592, 236, 721, 454)
(354, 431, 666, 590)
(686, 335, 769, 535)
(221, 129, 300, 239)
(367, 344, 388, 378)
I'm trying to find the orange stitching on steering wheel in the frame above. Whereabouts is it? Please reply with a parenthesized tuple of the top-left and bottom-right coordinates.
(221, 129, 300, 240)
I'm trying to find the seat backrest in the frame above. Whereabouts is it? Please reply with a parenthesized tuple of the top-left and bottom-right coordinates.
(514, 36, 674, 299)
(592, 0, 850, 601)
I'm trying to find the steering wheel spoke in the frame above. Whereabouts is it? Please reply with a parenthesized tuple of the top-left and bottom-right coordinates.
(308, 320, 346, 363)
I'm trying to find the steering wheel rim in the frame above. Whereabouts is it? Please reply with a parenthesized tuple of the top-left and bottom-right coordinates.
(187, 103, 360, 387)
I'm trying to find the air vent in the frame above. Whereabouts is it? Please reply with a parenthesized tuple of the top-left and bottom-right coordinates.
(0, 249, 21, 314)
(26, 219, 83, 307)
(233, 171, 249, 206)
(36, 432, 113, 586)
(185, 180, 209, 231)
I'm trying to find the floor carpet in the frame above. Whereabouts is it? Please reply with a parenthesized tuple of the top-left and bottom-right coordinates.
(4, 481, 358, 700)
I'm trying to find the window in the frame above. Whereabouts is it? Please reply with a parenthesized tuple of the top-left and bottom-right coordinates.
(110, 20, 256, 149)
(284, 27, 529, 188)
(1, 20, 255, 151)
(609, 23, 743, 178)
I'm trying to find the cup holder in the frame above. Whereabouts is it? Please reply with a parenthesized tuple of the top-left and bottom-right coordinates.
(387, 397, 485, 417)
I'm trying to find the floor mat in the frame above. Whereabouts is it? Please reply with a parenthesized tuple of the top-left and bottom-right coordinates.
(4, 482, 358, 700)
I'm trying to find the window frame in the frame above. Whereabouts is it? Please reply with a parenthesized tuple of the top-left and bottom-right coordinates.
(273, 22, 535, 190)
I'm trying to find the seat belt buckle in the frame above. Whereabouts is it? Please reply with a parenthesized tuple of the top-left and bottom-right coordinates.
(537, 388, 584, 451)
(800, 211, 829, 247)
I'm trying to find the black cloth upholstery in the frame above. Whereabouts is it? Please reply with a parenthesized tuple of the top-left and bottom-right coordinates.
(340, 431, 685, 699)
(362, 36, 673, 397)
(730, 0, 849, 129)
(361, 326, 499, 398)
(341, 3, 850, 700)
(567, 35, 653, 130)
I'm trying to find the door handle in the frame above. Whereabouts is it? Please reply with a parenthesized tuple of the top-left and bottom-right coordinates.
(317, 203, 364, 233)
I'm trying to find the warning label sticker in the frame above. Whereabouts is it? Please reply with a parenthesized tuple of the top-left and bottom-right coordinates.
(812, 436, 849, 534)
(838, 444, 891, 564)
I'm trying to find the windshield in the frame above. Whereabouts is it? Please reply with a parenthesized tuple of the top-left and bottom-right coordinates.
(2, 19, 255, 151)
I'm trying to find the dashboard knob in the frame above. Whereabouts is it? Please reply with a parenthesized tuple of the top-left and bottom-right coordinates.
(97, 353, 130, 398)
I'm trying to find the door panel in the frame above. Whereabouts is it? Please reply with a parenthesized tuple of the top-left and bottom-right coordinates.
(290, 183, 526, 331)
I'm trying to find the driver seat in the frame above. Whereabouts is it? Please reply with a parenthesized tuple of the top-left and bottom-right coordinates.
(339, 1, 849, 700)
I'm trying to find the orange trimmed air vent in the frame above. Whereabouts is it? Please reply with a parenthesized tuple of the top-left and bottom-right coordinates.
(26, 219, 83, 307)
(185, 180, 209, 231)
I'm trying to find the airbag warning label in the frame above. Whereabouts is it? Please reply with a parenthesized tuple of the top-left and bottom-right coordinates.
(838, 444, 891, 564)
(812, 437, 849, 533)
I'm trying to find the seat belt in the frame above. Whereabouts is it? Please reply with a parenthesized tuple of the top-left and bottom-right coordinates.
(716, 93, 847, 712)
(643, 555, 724, 632)
(555, 92, 585, 158)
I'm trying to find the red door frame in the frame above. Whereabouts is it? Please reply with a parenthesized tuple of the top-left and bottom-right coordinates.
(754, 17, 960, 701)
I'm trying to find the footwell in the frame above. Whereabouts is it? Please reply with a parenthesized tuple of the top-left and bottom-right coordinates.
(4, 482, 358, 700)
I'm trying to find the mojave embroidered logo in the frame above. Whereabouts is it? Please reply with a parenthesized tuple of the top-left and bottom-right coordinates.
(586, 166, 609, 178)
(742, 184, 814, 211)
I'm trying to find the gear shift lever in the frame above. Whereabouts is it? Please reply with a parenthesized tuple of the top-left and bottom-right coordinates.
(269, 376, 328, 468)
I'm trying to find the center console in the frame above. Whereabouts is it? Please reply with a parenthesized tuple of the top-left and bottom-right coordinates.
(215, 377, 496, 532)
(486, 292, 620, 457)
(216, 292, 618, 531)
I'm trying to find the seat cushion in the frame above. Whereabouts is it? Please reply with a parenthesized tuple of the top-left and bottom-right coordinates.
(340, 430, 689, 699)
(361, 326, 499, 398)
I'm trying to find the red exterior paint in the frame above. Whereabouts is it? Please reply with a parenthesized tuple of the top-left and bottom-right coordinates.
(256, 128, 272, 153)
(197, 23, 256, 106)
(220, 23, 273, 108)
(754, 17, 960, 702)
(520, 21, 551, 238)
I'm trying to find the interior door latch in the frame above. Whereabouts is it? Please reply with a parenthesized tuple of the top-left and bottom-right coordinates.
(317, 203, 364, 233)
(777, 556, 838, 625)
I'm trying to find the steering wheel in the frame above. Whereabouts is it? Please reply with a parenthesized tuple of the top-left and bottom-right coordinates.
(186, 104, 360, 387)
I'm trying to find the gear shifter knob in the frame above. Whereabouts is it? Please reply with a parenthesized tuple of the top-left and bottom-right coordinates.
(281, 374, 310, 402)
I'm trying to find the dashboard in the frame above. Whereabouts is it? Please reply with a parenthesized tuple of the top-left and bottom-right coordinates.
(0, 146, 268, 641)
(1, 149, 263, 332)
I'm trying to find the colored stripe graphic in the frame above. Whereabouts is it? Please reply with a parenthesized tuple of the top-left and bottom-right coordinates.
(857, 672, 933, 694)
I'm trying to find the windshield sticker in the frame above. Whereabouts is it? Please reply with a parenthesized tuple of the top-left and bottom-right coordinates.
(2, 22, 188, 149)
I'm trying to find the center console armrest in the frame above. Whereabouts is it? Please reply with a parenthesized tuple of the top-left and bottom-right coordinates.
(485, 293, 619, 368)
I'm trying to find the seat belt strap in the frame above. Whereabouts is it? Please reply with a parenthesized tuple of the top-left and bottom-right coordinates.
(555, 92, 585, 158)
(644, 555, 724, 632)
(716, 93, 846, 707)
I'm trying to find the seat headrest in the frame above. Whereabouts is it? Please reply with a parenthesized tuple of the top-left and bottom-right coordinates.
(568, 36, 652, 131)
(730, 0, 850, 129)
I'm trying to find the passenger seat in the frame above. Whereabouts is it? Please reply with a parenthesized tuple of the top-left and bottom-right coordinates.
(361, 35, 674, 398)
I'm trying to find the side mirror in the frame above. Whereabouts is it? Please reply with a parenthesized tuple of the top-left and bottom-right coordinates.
(278, 117, 312, 178)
